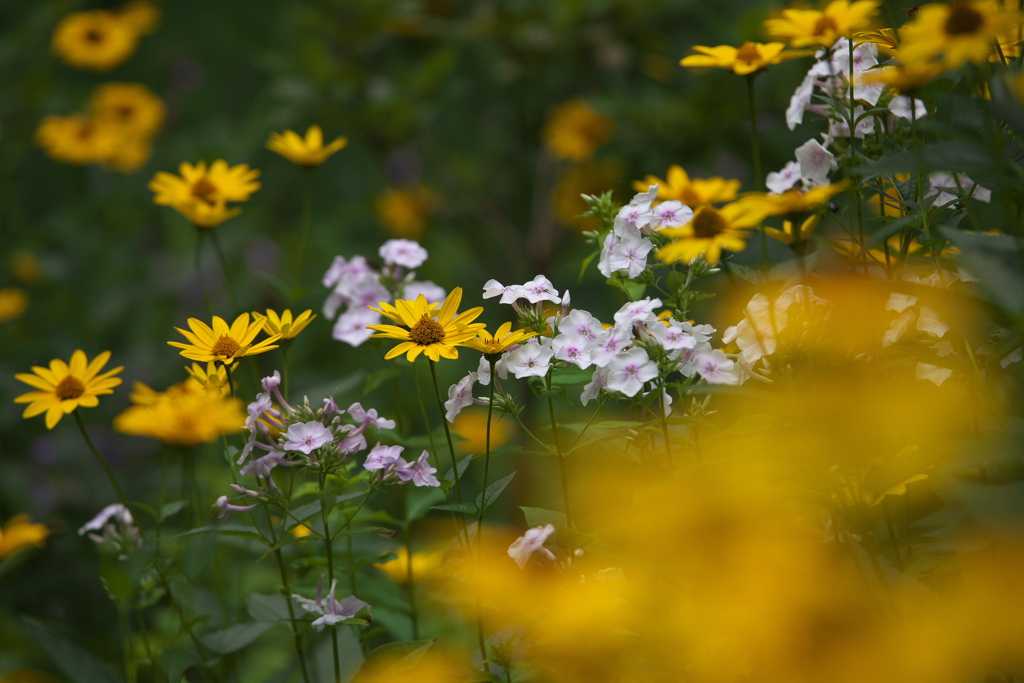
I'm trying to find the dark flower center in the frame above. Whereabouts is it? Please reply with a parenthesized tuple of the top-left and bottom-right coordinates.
(83, 28, 105, 44)
(736, 42, 762, 65)
(114, 105, 135, 121)
(56, 376, 85, 401)
(813, 15, 839, 37)
(191, 178, 218, 200)
(409, 317, 445, 346)
(212, 335, 241, 357)
(691, 207, 728, 238)
(944, 4, 984, 35)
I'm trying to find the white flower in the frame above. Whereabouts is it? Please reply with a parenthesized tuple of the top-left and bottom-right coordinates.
(590, 326, 633, 368)
(829, 106, 875, 139)
(882, 310, 916, 347)
(651, 200, 693, 229)
(597, 232, 618, 279)
(885, 292, 918, 313)
(395, 451, 441, 487)
(552, 333, 594, 369)
(795, 138, 837, 185)
(649, 320, 699, 351)
(926, 172, 991, 207)
(613, 297, 662, 328)
(79, 503, 140, 548)
(580, 366, 609, 406)
(508, 524, 556, 569)
(482, 279, 521, 304)
(364, 443, 405, 471)
(379, 239, 428, 269)
(505, 343, 554, 378)
(559, 309, 603, 340)
(694, 349, 741, 385)
(917, 363, 953, 386)
(786, 67, 817, 130)
(889, 95, 927, 121)
(518, 275, 561, 305)
(766, 160, 802, 194)
(445, 371, 478, 422)
(916, 306, 949, 338)
(403, 280, 446, 304)
(347, 403, 396, 430)
(282, 421, 334, 455)
(293, 578, 370, 632)
(477, 353, 509, 386)
(607, 233, 655, 278)
(605, 347, 659, 397)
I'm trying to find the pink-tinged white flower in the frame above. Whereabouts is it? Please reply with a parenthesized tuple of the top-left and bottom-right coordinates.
(926, 172, 991, 207)
(829, 106, 875, 139)
(795, 138, 837, 185)
(1001, 347, 1023, 369)
(552, 333, 594, 369)
(241, 452, 296, 479)
(508, 524, 557, 569)
(605, 347, 659, 397)
(559, 309, 603, 340)
(613, 297, 662, 328)
(403, 280, 446, 304)
(651, 200, 693, 229)
(323, 255, 373, 289)
(477, 353, 509, 386)
(916, 306, 949, 338)
(482, 279, 521, 304)
(885, 292, 918, 314)
(607, 233, 655, 278)
(379, 239, 428, 269)
(395, 451, 441, 487)
(694, 349, 741, 385)
(590, 326, 633, 367)
(580, 366, 609, 406)
(293, 577, 370, 631)
(79, 503, 141, 549)
(787, 68, 817, 130)
(445, 371, 478, 422)
(649, 320, 699, 351)
(722, 292, 791, 365)
(505, 343, 553, 379)
(767, 160, 802, 194)
(613, 203, 653, 237)
(888, 95, 927, 121)
(282, 421, 334, 454)
(597, 232, 619, 279)
(212, 495, 259, 520)
(882, 310, 915, 347)
(917, 363, 953, 386)
(364, 443, 406, 471)
(332, 307, 380, 347)
(347, 403, 396, 430)
(518, 275, 561, 305)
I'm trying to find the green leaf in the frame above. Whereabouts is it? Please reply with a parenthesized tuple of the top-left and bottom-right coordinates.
(364, 368, 400, 395)
(443, 454, 474, 484)
(352, 640, 438, 683)
(99, 557, 134, 602)
(161, 647, 204, 683)
(248, 593, 293, 623)
(22, 617, 125, 683)
(159, 500, 189, 522)
(406, 486, 447, 522)
(519, 506, 567, 529)
(476, 472, 516, 511)
(431, 501, 478, 514)
(159, 525, 268, 544)
(940, 228, 1024, 313)
(201, 622, 273, 655)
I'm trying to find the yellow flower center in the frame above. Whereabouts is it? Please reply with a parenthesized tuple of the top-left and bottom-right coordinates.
(944, 4, 984, 35)
(83, 28, 105, 44)
(211, 335, 241, 357)
(813, 15, 839, 37)
(409, 317, 446, 346)
(191, 178, 218, 201)
(691, 207, 728, 238)
(56, 376, 85, 401)
(114, 105, 135, 121)
(735, 42, 762, 65)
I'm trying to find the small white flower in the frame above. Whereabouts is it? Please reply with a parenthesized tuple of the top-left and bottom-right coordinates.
(282, 422, 333, 455)
(379, 239, 428, 269)
(518, 275, 561, 305)
(917, 363, 953, 386)
(695, 349, 740, 385)
(293, 578, 370, 632)
(552, 333, 594, 369)
(649, 321, 699, 351)
(651, 200, 693, 229)
(332, 308, 380, 347)
(795, 138, 837, 185)
(580, 366, 609, 406)
(888, 95, 927, 121)
(766, 160, 802, 194)
(403, 280, 446, 304)
(505, 343, 554, 379)
(364, 443, 405, 472)
(926, 172, 991, 207)
(607, 233, 654, 278)
(612, 297, 662, 328)
(508, 524, 556, 569)
(445, 371, 478, 422)
(605, 347, 658, 397)
(559, 309, 604, 340)
(590, 326, 633, 368)
(347, 403, 396, 430)
(395, 451, 441, 487)
(482, 279, 520, 304)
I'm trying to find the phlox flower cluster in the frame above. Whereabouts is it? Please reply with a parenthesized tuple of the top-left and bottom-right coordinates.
(363, 443, 440, 487)
(321, 238, 445, 347)
(293, 576, 371, 632)
(597, 184, 693, 279)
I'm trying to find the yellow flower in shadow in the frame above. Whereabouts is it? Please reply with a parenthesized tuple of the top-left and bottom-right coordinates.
(266, 125, 347, 166)
(681, 42, 810, 76)
(0, 287, 28, 324)
(14, 350, 123, 429)
(765, 0, 880, 48)
(0, 515, 49, 560)
(149, 160, 260, 228)
(543, 100, 613, 162)
(375, 546, 443, 584)
(900, 0, 1023, 68)
(253, 309, 316, 341)
(51, 9, 139, 71)
(114, 378, 246, 447)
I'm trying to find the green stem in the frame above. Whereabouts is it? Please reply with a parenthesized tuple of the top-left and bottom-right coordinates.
(413, 359, 443, 474)
(477, 357, 497, 534)
(194, 230, 214, 317)
(545, 370, 572, 529)
(293, 167, 314, 300)
(73, 411, 130, 513)
(208, 229, 240, 313)
(318, 474, 342, 683)
(659, 380, 674, 465)
(745, 74, 763, 191)
(282, 346, 291, 403)
(428, 361, 464, 504)
(264, 509, 312, 683)
(118, 602, 136, 683)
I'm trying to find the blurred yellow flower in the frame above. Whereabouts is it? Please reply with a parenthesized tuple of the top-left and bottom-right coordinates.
(90, 83, 165, 138)
(14, 350, 123, 429)
(184, 362, 231, 395)
(375, 546, 443, 584)
(742, 181, 850, 216)
(116, 0, 160, 34)
(862, 59, 947, 92)
(633, 165, 740, 206)
(657, 201, 765, 265)
(543, 100, 613, 162)
(253, 309, 316, 341)
(855, 27, 901, 57)
(764, 0, 880, 48)
(35, 115, 117, 166)
(465, 321, 537, 355)
(452, 409, 515, 454)
(375, 186, 436, 239)
(10, 251, 41, 284)
(0, 287, 28, 324)
(368, 288, 486, 362)
(169, 313, 281, 366)
(114, 379, 246, 447)
(149, 160, 260, 228)
(763, 214, 821, 245)
(105, 135, 153, 173)
(680, 42, 808, 75)
(899, 0, 1023, 67)
(0, 515, 49, 560)
(266, 125, 347, 166)
(51, 9, 139, 71)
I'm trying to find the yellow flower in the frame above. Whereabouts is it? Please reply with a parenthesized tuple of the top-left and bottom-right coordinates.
(105, 135, 153, 173)
(543, 100, 613, 162)
(899, 1, 1023, 68)
(375, 546, 443, 584)
(657, 201, 766, 265)
(368, 288, 486, 362)
(742, 181, 851, 216)
(116, 0, 160, 34)
(680, 42, 809, 76)
(452, 409, 515, 454)
(0, 287, 28, 324)
(633, 165, 740, 206)
(51, 9, 139, 71)
(149, 160, 260, 228)
(862, 60, 947, 92)
(763, 215, 822, 245)
(375, 186, 436, 239)
(90, 83, 166, 138)
(764, 0, 881, 48)
(0, 515, 49, 560)
(465, 321, 537, 355)
(14, 350, 123, 429)
(184, 362, 231, 395)
(253, 309, 316, 341)
(266, 125, 347, 166)
(35, 115, 117, 166)
(114, 379, 246, 447)
(168, 313, 282, 365)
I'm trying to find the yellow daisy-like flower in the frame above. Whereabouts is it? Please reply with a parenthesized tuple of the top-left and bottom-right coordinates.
(90, 83, 165, 138)
(855, 28, 902, 57)
(367, 288, 486, 362)
(542, 100, 613, 162)
(168, 313, 281, 365)
(764, 0, 881, 48)
(899, 1, 1023, 68)
(14, 350, 123, 430)
(680, 42, 810, 76)
(742, 181, 851, 216)
(375, 186, 437, 239)
(35, 115, 117, 166)
(116, 0, 161, 34)
(862, 60, 948, 92)
(184, 362, 231, 395)
(149, 160, 260, 228)
(266, 125, 348, 166)
(763, 215, 822, 245)
(114, 379, 246, 447)
(0, 287, 28, 324)
(657, 201, 766, 265)
(633, 165, 740, 206)
(0, 515, 50, 560)
(253, 309, 316, 341)
(375, 546, 443, 584)
(51, 9, 139, 71)
(465, 321, 538, 355)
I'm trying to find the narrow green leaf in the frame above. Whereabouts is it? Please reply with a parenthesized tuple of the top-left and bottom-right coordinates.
(431, 502, 478, 514)
(519, 506, 566, 529)
(201, 622, 273, 655)
(476, 472, 516, 511)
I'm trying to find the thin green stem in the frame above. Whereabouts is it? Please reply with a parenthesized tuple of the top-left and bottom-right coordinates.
(477, 357, 497, 535)
(73, 411, 130, 512)
(413, 359, 443, 474)
(293, 167, 314, 300)
(282, 346, 291, 403)
(745, 75, 763, 191)
(194, 230, 214, 317)
(208, 229, 240, 313)
(318, 474, 342, 683)
(545, 370, 573, 529)
(428, 361, 464, 503)
(118, 602, 136, 683)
